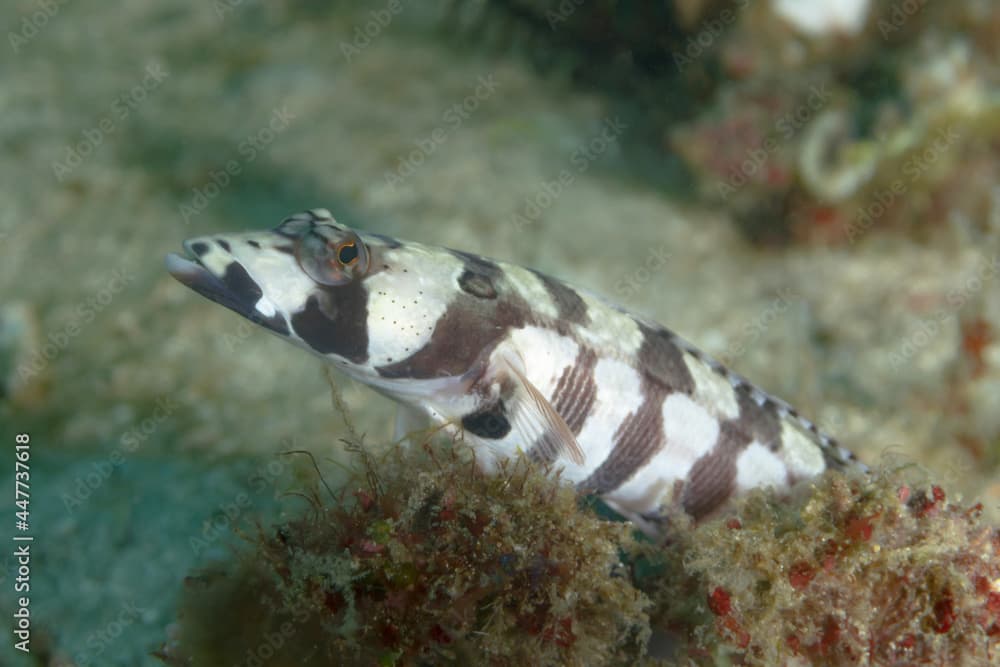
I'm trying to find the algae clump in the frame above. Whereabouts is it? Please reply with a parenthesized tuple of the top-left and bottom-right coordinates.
(159, 438, 650, 666)
(158, 427, 1000, 666)
(641, 469, 1000, 665)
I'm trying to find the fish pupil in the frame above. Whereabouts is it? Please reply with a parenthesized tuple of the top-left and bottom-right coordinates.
(338, 242, 358, 264)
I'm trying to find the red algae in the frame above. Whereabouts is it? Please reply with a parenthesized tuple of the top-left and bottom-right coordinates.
(638, 469, 1000, 665)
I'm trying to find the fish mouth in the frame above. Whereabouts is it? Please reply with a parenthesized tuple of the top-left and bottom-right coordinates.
(165, 242, 290, 335)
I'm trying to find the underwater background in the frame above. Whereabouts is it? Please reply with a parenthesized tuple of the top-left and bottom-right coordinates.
(1, 0, 999, 664)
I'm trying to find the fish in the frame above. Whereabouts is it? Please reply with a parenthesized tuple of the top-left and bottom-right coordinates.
(166, 208, 863, 534)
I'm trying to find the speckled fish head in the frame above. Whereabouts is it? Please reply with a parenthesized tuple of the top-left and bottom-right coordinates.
(166, 208, 463, 391)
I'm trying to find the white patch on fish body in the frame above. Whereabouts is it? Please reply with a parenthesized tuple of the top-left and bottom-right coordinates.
(659, 394, 723, 474)
(779, 420, 827, 481)
(365, 268, 454, 367)
(565, 357, 643, 484)
(253, 295, 277, 318)
(572, 292, 645, 357)
(193, 245, 236, 276)
(610, 393, 719, 514)
(735, 441, 788, 492)
(508, 326, 581, 397)
(503, 265, 560, 321)
(245, 254, 314, 317)
(684, 354, 740, 421)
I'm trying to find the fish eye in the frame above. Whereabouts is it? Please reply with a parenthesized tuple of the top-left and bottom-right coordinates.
(295, 230, 369, 286)
(337, 242, 359, 265)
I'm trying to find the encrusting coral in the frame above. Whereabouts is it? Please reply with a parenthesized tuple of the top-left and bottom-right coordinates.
(158, 433, 1000, 666)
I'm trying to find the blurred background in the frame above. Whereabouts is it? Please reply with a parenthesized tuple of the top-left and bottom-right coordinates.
(0, 0, 998, 663)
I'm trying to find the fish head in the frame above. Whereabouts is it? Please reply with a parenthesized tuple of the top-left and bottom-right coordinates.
(166, 209, 471, 398)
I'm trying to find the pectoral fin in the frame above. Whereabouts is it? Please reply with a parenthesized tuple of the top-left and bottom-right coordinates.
(393, 404, 430, 444)
(495, 350, 586, 466)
